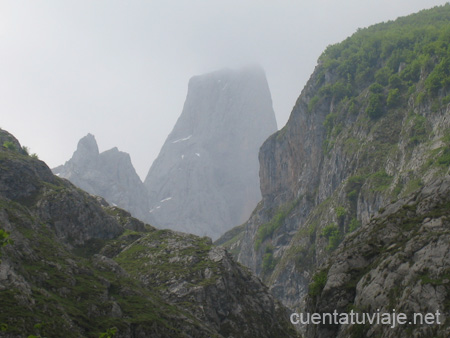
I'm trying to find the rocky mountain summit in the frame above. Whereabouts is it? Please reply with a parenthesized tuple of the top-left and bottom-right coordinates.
(144, 65, 277, 240)
(53, 134, 149, 221)
(218, 5, 450, 336)
(0, 128, 297, 337)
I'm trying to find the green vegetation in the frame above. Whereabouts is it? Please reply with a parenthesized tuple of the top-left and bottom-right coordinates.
(309, 3, 450, 128)
(321, 223, 342, 251)
(386, 88, 400, 107)
(345, 174, 367, 207)
(366, 85, 385, 119)
(0, 228, 12, 261)
(98, 327, 117, 338)
(369, 170, 393, 191)
(262, 245, 277, 274)
(336, 206, 347, 220)
(254, 198, 300, 250)
(22, 146, 30, 156)
(407, 113, 428, 144)
(348, 218, 361, 232)
(115, 230, 219, 288)
(308, 269, 329, 297)
(437, 148, 450, 166)
(308, 95, 320, 112)
(2, 141, 16, 151)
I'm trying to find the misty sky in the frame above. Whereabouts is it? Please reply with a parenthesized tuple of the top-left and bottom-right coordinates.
(1, 0, 448, 179)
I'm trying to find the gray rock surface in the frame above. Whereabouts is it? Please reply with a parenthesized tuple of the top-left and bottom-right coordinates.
(144, 65, 277, 240)
(306, 176, 450, 338)
(53, 134, 149, 221)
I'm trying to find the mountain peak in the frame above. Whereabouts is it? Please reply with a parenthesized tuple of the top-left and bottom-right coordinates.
(144, 66, 277, 240)
(53, 135, 148, 220)
(72, 133, 99, 163)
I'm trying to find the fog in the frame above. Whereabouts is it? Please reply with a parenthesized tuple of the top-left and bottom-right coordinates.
(1, 0, 447, 179)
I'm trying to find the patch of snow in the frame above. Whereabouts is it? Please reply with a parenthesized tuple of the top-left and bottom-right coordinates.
(55, 173, 61, 176)
(181, 154, 184, 159)
(160, 197, 172, 203)
(172, 135, 192, 144)
(195, 153, 200, 157)
(156, 206, 161, 209)
(112, 203, 117, 206)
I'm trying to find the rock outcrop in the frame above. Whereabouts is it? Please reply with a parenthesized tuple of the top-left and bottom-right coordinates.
(0, 128, 297, 337)
(144, 65, 277, 240)
(53, 134, 149, 221)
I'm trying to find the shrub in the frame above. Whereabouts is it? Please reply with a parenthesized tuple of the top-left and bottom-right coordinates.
(370, 170, 393, 191)
(2, 141, 15, 151)
(22, 146, 30, 156)
(369, 83, 384, 94)
(99, 327, 117, 338)
(387, 88, 400, 107)
(308, 95, 320, 112)
(348, 218, 361, 232)
(309, 269, 328, 297)
(366, 93, 385, 119)
(321, 223, 342, 251)
(336, 206, 347, 220)
(388, 74, 403, 89)
(375, 67, 393, 85)
(437, 148, 450, 166)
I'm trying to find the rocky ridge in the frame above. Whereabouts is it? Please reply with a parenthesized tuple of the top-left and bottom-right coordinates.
(0, 128, 297, 337)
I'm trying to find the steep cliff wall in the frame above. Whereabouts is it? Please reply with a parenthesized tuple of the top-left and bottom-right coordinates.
(144, 66, 277, 240)
(218, 5, 450, 332)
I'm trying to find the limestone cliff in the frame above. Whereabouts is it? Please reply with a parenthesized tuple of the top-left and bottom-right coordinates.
(0, 128, 298, 337)
(144, 65, 277, 240)
(53, 134, 149, 221)
(218, 5, 450, 336)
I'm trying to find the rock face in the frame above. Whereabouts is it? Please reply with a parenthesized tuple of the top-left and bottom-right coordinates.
(218, 5, 450, 336)
(0, 128, 298, 337)
(144, 66, 277, 240)
(306, 176, 450, 338)
(53, 134, 149, 221)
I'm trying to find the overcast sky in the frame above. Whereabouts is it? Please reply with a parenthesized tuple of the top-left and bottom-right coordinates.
(1, 0, 448, 179)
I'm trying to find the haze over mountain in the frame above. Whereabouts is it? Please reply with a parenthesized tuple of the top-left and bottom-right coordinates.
(144, 65, 277, 240)
(52, 66, 277, 241)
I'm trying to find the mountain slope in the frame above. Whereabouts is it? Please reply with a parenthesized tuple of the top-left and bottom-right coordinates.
(0, 129, 297, 337)
(144, 66, 277, 240)
(218, 4, 450, 334)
